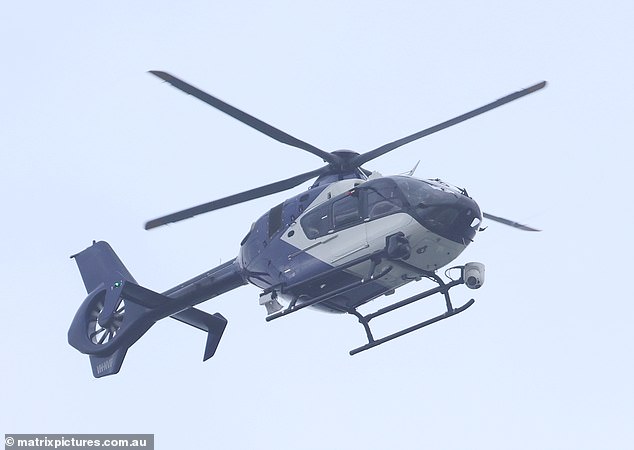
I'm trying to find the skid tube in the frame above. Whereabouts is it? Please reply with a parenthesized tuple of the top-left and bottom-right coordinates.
(347, 270, 475, 355)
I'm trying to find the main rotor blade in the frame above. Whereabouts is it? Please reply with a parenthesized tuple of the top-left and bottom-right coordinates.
(150, 71, 335, 164)
(353, 81, 547, 167)
(145, 166, 329, 230)
(483, 212, 541, 232)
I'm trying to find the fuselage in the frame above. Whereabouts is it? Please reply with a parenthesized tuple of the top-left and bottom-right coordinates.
(237, 174, 482, 312)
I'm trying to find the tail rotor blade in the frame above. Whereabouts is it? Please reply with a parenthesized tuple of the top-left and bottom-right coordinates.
(353, 81, 547, 167)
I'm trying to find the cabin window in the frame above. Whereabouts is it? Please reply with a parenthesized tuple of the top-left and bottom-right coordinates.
(333, 194, 361, 229)
(268, 203, 284, 238)
(300, 202, 332, 239)
(300, 192, 363, 239)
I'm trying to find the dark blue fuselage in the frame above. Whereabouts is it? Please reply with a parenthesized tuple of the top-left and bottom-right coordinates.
(237, 176, 481, 312)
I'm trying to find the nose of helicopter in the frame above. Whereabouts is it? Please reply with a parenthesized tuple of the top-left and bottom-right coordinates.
(418, 197, 481, 244)
(395, 177, 482, 244)
(423, 197, 481, 244)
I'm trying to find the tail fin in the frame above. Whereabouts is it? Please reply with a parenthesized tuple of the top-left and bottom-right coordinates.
(72, 240, 137, 292)
(69, 241, 230, 378)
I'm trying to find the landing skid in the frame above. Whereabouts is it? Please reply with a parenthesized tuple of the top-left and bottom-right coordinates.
(347, 272, 475, 355)
(263, 234, 479, 354)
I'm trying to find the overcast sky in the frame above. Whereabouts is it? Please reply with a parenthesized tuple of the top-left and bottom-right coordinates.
(2, 1, 633, 449)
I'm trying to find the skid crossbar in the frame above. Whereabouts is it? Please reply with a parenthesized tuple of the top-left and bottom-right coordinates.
(349, 299, 474, 355)
(261, 238, 477, 354)
(348, 271, 475, 355)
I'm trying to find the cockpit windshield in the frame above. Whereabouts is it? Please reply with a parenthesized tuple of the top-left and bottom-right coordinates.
(299, 176, 481, 243)
(394, 176, 459, 207)
(393, 176, 481, 242)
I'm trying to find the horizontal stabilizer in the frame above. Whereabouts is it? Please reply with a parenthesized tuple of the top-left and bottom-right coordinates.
(173, 309, 228, 360)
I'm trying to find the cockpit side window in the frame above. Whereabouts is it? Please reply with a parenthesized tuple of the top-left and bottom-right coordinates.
(365, 186, 404, 220)
(333, 194, 361, 229)
(300, 192, 364, 239)
(300, 180, 410, 239)
(300, 202, 331, 239)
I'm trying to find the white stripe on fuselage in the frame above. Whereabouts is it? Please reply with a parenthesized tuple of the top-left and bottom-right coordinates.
(281, 179, 468, 295)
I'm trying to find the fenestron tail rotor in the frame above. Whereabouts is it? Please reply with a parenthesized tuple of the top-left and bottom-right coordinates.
(147, 71, 546, 229)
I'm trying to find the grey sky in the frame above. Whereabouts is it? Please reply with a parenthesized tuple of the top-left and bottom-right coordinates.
(2, 1, 633, 449)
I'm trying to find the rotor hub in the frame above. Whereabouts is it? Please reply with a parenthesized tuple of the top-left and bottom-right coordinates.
(329, 149, 361, 171)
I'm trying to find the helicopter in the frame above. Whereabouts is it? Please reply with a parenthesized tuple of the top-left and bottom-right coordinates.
(68, 71, 545, 377)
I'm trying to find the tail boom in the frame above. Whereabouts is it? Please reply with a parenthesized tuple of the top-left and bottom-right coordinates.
(68, 241, 245, 377)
